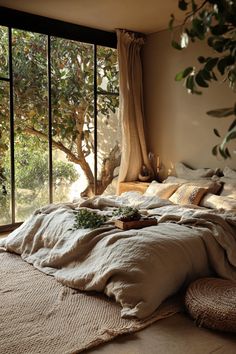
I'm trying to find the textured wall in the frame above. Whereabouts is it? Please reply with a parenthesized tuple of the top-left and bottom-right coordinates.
(143, 29, 236, 178)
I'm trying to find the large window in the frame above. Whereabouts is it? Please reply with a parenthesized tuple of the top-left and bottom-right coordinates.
(0, 15, 119, 230)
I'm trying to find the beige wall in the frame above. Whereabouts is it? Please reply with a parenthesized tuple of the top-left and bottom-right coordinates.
(143, 29, 236, 178)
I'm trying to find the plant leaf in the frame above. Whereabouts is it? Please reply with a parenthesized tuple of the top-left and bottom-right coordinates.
(228, 119, 236, 132)
(217, 56, 234, 75)
(169, 14, 175, 31)
(171, 40, 183, 50)
(178, 0, 188, 11)
(207, 107, 234, 117)
(201, 69, 212, 81)
(213, 128, 221, 137)
(195, 71, 209, 87)
(212, 145, 218, 156)
(211, 71, 218, 81)
(208, 36, 228, 53)
(198, 56, 206, 63)
(204, 57, 218, 71)
(219, 146, 228, 159)
(210, 25, 229, 36)
(220, 127, 236, 158)
(192, 18, 206, 40)
(186, 75, 194, 92)
(225, 147, 231, 158)
(175, 67, 193, 81)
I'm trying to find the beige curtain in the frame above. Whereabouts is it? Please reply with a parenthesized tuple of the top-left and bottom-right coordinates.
(116, 29, 153, 183)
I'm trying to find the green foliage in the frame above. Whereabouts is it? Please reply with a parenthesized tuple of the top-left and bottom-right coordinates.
(0, 26, 119, 221)
(0, 26, 9, 77)
(112, 207, 141, 221)
(170, 0, 236, 158)
(71, 209, 107, 229)
(3, 136, 78, 191)
(9, 32, 119, 159)
(71, 206, 142, 230)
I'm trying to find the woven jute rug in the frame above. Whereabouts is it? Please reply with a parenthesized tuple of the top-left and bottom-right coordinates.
(0, 252, 183, 354)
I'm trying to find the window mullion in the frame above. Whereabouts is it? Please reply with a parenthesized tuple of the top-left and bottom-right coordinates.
(94, 44, 98, 195)
(8, 26, 15, 224)
(0, 77, 10, 82)
(47, 35, 53, 203)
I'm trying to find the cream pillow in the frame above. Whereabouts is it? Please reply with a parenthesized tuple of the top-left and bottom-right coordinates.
(175, 162, 215, 179)
(200, 193, 236, 212)
(223, 166, 236, 179)
(144, 181, 179, 199)
(163, 176, 222, 195)
(169, 185, 207, 205)
(220, 177, 236, 199)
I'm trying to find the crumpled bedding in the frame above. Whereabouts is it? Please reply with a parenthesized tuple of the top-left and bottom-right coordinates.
(1, 192, 236, 319)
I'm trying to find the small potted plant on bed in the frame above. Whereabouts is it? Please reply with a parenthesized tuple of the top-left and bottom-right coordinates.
(112, 206, 142, 221)
(112, 207, 157, 230)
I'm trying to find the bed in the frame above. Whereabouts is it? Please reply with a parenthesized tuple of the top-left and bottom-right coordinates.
(0, 164, 236, 352)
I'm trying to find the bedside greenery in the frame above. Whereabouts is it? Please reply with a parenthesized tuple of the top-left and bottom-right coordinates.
(71, 209, 108, 229)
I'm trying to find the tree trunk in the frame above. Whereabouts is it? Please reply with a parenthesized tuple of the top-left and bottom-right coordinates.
(81, 144, 121, 197)
(24, 124, 121, 198)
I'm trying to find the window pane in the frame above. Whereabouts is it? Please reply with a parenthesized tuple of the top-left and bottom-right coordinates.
(0, 81, 11, 225)
(51, 37, 94, 201)
(0, 26, 9, 78)
(97, 46, 119, 93)
(12, 30, 49, 222)
(97, 94, 120, 195)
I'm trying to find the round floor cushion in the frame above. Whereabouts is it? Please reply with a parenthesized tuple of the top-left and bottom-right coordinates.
(185, 277, 236, 333)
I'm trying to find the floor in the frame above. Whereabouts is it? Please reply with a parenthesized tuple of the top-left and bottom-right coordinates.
(1, 232, 236, 354)
(86, 313, 236, 354)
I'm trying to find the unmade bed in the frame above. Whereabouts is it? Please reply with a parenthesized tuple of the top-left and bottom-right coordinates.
(1, 191, 236, 353)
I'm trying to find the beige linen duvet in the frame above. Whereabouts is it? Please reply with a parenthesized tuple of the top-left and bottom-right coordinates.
(1, 192, 236, 319)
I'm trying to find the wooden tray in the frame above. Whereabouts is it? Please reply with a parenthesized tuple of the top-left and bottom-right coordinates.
(115, 218, 157, 230)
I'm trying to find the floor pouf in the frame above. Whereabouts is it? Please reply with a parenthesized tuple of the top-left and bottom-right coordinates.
(185, 277, 236, 333)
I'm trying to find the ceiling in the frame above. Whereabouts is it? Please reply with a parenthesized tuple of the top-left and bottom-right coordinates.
(0, 0, 184, 34)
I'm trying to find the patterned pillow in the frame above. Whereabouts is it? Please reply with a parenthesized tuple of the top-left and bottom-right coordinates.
(163, 176, 222, 195)
(175, 162, 216, 179)
(144, 181, 180, 199)
(169, 185, 207, 205)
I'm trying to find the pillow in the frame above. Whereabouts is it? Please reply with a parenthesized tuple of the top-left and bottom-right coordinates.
(220, 177, 236, 199)
(169, 185, 207, 205)
(200, 193, 236, 212)
(223, 166, 236, 179)
(144, 181, 180, 199)
(163, 176, 222, 195)
(175, 162, 215, 179)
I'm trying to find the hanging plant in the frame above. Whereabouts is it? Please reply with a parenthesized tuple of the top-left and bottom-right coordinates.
(169, 0, 236, 159)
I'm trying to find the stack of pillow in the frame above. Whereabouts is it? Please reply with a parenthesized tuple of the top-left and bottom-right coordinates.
(201, 166, 236, 211)
(220, 166, 236, 199)
(143, 162, 236, 212)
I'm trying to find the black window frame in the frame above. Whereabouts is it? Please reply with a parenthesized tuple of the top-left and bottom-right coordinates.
(0, 7, 118, 233)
